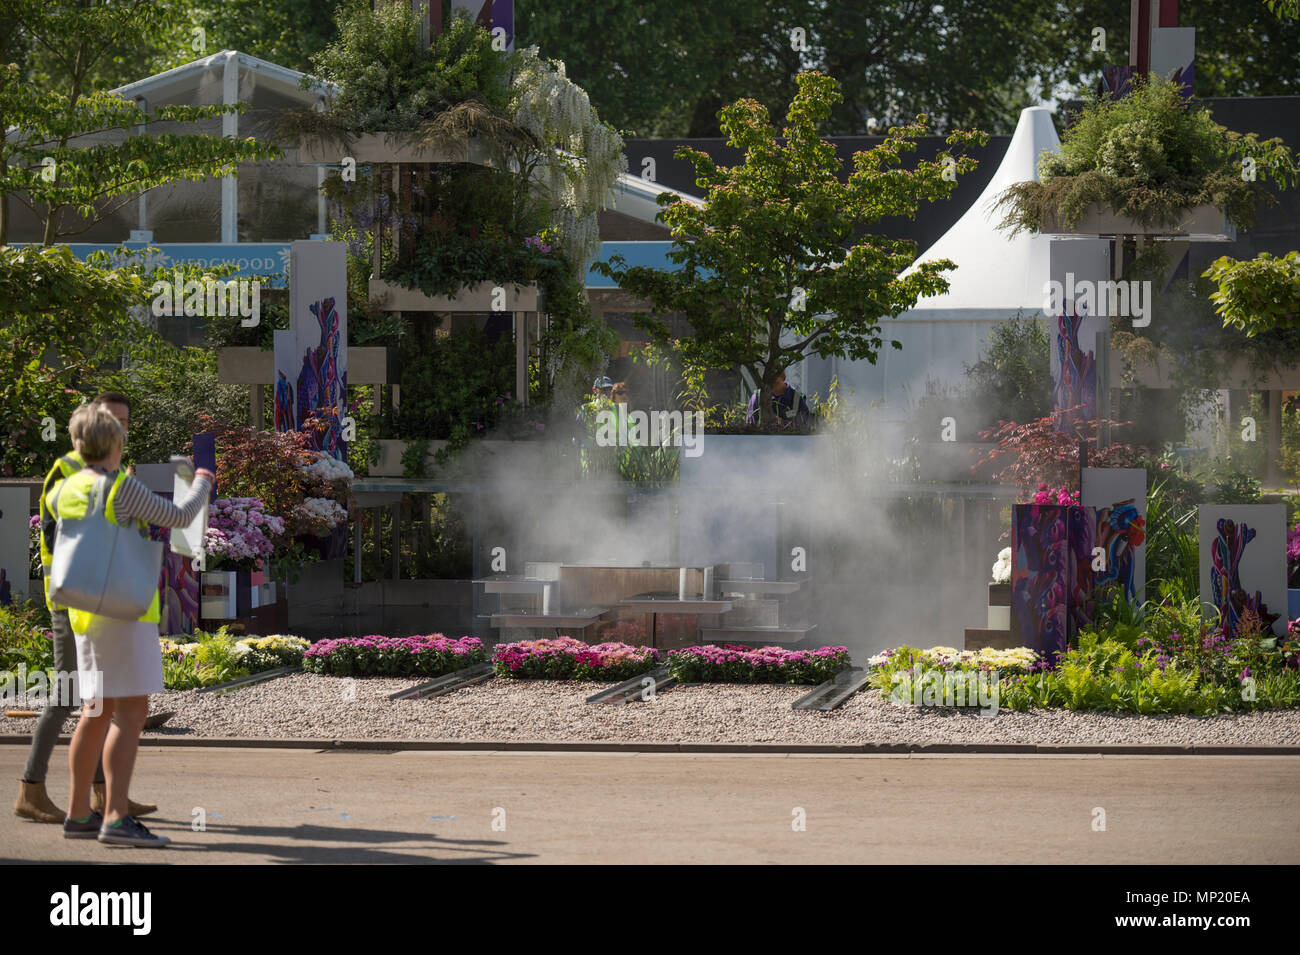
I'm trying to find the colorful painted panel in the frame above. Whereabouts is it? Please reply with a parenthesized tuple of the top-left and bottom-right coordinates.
(287, 242, 349, 462)
(272, 328, 296, 434)
(1011, 504, 1070, 660)
(1066, 505, 1097, 638)
(438, 0, 513, 47)
(1100, 65, 1134, 100)
(1047, 240, 1107, 432)
(1053, 305, 1096, 432)
(1199, 505, 1287, 637)
(1082, 468, 1148, 604)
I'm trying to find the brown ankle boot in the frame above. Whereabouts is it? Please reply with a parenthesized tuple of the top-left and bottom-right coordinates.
(14, 780, 66, 824)
(90, 782, 157, 818)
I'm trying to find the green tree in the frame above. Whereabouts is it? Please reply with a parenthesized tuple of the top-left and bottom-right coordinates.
(595, 72, 986, 426)
(965, 312, 1053, 427)
(1203, 251, 1300, 338)
(0, 245, 146, 475)
(521, 1, 1300, 138)
(92, 339, 249, 465)
(0, 0, 281, 244)
(521, 0, 1066, 137)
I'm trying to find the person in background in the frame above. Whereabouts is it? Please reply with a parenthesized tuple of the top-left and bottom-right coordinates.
(577, 376, 614, 423)
(53, 403, 213, 847)
(745, 368, 811, 429)
(14, 392, 155, 825)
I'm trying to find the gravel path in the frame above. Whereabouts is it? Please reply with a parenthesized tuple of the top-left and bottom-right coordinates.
(5, 673, 1300, 745)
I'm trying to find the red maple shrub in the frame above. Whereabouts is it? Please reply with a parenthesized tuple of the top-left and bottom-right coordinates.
(976, 407, 1150, 496)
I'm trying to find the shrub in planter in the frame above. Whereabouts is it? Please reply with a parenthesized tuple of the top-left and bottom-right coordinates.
(997, 75, 1297, 235)
(493, 637, 659, 681)
(667, 644, 850, 684)
(302, 634, 485, 677)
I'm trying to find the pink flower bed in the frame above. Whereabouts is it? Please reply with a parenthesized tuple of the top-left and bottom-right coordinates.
(667, 644, 850, 684)
(302, 633, 485, 677)
(493, 636, 660, 680)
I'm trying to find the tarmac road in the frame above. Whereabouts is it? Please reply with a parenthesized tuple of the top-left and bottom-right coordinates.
(3, 747, 1298, 864)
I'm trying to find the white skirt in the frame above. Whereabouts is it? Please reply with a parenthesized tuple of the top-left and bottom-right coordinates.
(73, 617, 164, 701)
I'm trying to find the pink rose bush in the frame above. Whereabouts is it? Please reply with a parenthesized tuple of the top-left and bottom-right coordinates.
(667, 644, 850, 684)
(493, 637, 660, 681)
(1032, 483, 1080, 506)
(203, 497, 286, 570)
(303, 633, 485, 678)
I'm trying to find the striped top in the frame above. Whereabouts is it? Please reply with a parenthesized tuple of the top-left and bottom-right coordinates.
(86, 468, 213, 529)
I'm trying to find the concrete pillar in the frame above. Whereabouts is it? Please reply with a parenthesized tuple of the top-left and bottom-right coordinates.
(515, 311, 527, 405)
(1268, 389, 1284, 486)
(220, 53, 239, 244)
(390, 503, 401, 581)
(353, 513, 362, 585)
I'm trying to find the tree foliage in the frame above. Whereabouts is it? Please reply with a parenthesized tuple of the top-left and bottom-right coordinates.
(521, 1, 1300, 138)
(0, 245, 146, 475)
(1203, 251, 1300, 338)
(0, 0, 281, 244)
(595, 71, 986, 425)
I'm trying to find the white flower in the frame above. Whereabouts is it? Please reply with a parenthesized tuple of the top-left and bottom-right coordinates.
(296, 496, 348, 530)
(992, 547, 1012, 584)
(300, 453, 354, 483)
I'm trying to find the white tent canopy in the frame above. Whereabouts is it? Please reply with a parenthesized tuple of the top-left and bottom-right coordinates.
(802, 106, 1062, 419)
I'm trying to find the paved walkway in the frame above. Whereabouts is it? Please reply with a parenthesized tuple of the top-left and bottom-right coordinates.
(3, 747, 1299, 863)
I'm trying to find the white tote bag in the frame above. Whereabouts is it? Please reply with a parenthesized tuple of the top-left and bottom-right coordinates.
(48, 472, 163, 620)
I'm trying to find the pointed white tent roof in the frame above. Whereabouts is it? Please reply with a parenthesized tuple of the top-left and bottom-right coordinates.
(899, 105, 1061, 316)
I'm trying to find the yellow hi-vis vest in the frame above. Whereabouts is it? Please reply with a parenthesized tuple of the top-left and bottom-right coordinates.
(39, 450, 85, 611)
(44, 466, 161, 631)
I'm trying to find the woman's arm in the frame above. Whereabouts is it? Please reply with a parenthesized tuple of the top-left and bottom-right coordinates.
(112, 473, 213, 529)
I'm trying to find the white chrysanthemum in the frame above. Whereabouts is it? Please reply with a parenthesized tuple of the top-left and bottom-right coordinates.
(300, 452, 354, 483)
(991, 546, 1012, 584)
(296, 496, 348, 530)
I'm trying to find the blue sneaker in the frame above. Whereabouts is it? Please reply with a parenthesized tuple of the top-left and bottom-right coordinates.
(63, 811, 103, 839)
(98, 815, 170, 848)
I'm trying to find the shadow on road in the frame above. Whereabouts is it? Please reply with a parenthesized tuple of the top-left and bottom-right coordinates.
(81, 819, 533, 864)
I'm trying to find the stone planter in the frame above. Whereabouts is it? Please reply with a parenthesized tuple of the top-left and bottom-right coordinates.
(198, 569, 288, 635)
(301, 524, 349, 561)
(370, 439, 449, 477)
(1040, 202, 1234, 241)
(370, 438, 557, 479)
(987, 582, 1011, 630)
(199, 571, 238, 620)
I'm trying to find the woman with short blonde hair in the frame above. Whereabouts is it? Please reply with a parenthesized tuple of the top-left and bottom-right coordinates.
(48, 403, 214, 847)
(67, 404, 124, 464)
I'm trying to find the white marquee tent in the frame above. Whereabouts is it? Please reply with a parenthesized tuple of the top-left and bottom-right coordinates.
(801, 106, 1062, 429)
